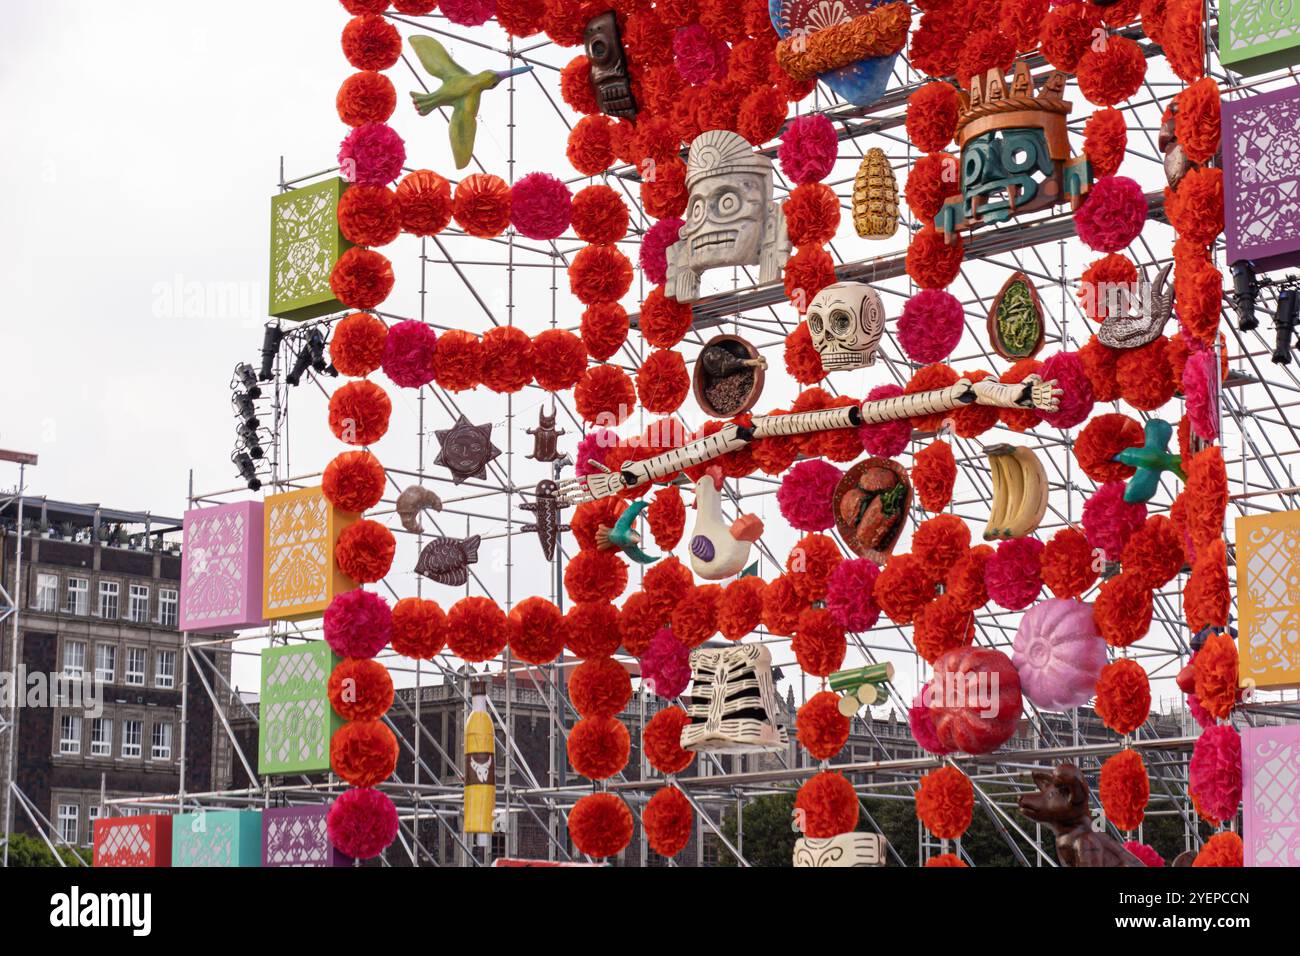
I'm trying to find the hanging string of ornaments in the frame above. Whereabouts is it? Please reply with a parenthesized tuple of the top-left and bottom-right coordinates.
(303, 0, 1246, 867)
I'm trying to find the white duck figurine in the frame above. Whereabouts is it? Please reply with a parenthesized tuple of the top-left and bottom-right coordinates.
(688, 466, 764, 580)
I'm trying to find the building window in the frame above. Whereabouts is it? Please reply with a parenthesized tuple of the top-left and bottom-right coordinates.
(151, 722, 172, 761)
(62, 640, 86, 679)
(57, 804, 78, 846)
(65, 577, 88, 616)
(91, 717, 113, 757)
(121, 719, 142, 759)
(155, 650, 176, 689)
(95, 644, 117, 683)
(125, 647, 146, 686)
(128, 584, 150, 623)
(86, 806, 102, 845)
(34, 573, 58, 612)
(98, 581, 119, 619)
(59, 714, 82, 755)
(159, 588, 178, 628)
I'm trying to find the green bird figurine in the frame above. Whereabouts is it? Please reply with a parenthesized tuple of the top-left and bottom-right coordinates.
(409, 36, 533, 169)
(1112, 418, 1186, 503)
(593, 499, 661, 565)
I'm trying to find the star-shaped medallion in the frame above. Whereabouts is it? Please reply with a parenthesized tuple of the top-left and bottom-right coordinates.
(433, 414, 501, 484)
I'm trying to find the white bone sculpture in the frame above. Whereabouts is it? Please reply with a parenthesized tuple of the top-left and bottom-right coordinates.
(679, 644, 787, 754)
(807, 281, 886, 372)
(793, 832, 888, 867)
(557, 376, 1063, 504)
(664, 129, 791, 303)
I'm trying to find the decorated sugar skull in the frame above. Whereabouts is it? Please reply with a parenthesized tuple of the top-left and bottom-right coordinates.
(584, 12, 635, 119)
(665, 130, 790, 303)
(806, 281, 886, 372)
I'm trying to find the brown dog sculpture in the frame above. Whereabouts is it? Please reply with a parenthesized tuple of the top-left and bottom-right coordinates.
(1018, 763, 1145, 867)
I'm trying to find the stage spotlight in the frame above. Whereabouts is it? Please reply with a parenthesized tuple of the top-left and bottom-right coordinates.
(232, 362, 262, 400)
(236, 423, 265, 460)
(1272, 286, 1299, 365)
(231, 390, 260, 428)
(258, 323, 283, 381)
(285, 341, 313, 386)
(232, 450, 262, 491)
(1231, 260, 1259, 332)
(307, 329, 335, 377)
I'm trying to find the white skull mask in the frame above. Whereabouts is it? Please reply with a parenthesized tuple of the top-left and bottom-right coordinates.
(806, 281, 886, 372)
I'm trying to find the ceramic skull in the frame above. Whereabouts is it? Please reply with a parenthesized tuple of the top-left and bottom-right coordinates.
(806, 281, 886, 371)
(584, 13, 636, 118)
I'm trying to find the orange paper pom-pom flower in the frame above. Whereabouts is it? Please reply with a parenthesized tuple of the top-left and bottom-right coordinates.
(999, 359, 1044, 432)
(1166, 167, 1224, 248)
(905, 363, 960, 431)
(914, 592, 975, 664)
(1175, 78, 1221, 165)
(1193, 630, 1239, 719)
(507, 596, 565, 665)
(1193, 831, 1243, 867)
(430, 328, 482, 392)
(717, 576, 766, 641)
(580, 302, 629, 362)
(574, 364, 637, 425)
(1041, 527, 1099, 600)
(644, 786, 693, 858)
(784, 182, 840, 248)
(1039, 3, 1101, 71)
(447, 596, 509, 662)
(1083, 108, 1128, 179)
(1174, 249, 1223, 345)
(786, 532, 843, 602)
(530, 328, 587, 392)
(396, 169, 452, 236)
(564, 547, 629, 604)
(913, 440, 957, 512)
(323, 450, 386, 514)
(570, 243, 634, 306)
(795, 771, 858, 838)
(784, 322, 826, 385)
(564, 601, 622, 659)
(792, 606, 846, 677)
(452, 173, 512, 238)
(1076, 35, 1146, 107)
(1079, 335, 1122, 403)
(671, 584, 722, 648)
(1094, 572, 1153, 647)
(1095, 658, 1151, 734)
(906, 152, 961, 223)
(330, 312, 388, 378)
(916, 766, 973, 839)
(647, 484, 686, 551)
(566, 114, 615, 174)
(1121, 515, 1186, 589)
(330, 247, 394, 310)
(643, 706, 695, 775)
(1185, 539, 1230, 633)
(568, 716, 631, 779)
(1184, 447, 1228, 550)
(640, 286, 694, 349)
(479, 325, 534, 394)
(913, 514, 970, 578)
(568, 792, 634, 857)
(335, 519, 395, 583)
(875, 552, 940, 625)
(1115, 336, 1177, 411)
(1163, 0, 1205, 83)
(946, 544, 994, 612)
(906, 226, 964, 290)
(390, 597, 447, 659)
(906, 82, 960, 153)
(637, 349, 690, 413)
(328, 658, 394, 722)
(784, 245, 837, 313)
(797, 691, 850, 760)
(330, 719, 398, 787)
(1075, 413, 1143, 483)
(761, 574, 806, 636)
(337, 70, 397, 127)
(1100, 749, 1149, 831)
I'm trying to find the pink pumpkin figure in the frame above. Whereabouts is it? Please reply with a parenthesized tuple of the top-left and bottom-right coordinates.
(1012, 598, 1108, 712)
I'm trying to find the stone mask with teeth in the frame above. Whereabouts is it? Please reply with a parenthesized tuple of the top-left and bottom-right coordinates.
(665, 129, 791, 303)
(584, 13, 636, 119)
(806, 281, 886, 372)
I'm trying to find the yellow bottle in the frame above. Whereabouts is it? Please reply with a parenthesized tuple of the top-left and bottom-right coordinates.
(464, 679, 496, 837)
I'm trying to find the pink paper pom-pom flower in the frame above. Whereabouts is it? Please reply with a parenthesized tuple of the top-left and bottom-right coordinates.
(673, 24, 729, 85)
(825, 558, 882, 632)
(1183, 347, 1220, 441)
(1187, 691, 1214, 729)
(339, 122, 407, 187)
(1075, 175, 1147, 253)
(439, 0, 496, 26)
(1082, 481, 1147, 561)
(574, 428, 619, 477)
(328, 787, 399, 859)
(510, 171, 572, 241)
(858, 384, 912, 456)
(640, 217, 684, 286)
(985, 537, 1045, 610)
(1189, 724, 1242, 824)
(381, 319, 438, 388)
(1036, 350, 1095, 429)
(639, 627, 692, 699)
(909, 683, 952, 755)
(777, 459, 843, 532)
(778, 114, 839, 185)
(1124, 841, 1165, 866)
(898, 289, 964, 363)
(324, 588, 393, 659)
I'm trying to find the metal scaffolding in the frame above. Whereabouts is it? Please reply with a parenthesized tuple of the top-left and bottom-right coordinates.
(107, 7, 1300, 866)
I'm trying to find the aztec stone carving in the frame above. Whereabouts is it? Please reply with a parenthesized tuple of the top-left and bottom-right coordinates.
(793, 832, 888, 867)
(584, 12, 636, 118)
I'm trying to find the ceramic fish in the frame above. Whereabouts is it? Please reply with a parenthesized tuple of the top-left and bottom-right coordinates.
(415, 534, 480, 587)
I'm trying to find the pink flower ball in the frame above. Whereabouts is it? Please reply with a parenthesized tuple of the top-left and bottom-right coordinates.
(858, 384, 912, 456)
(574, 428, 619, 477)
(510, 171, 572, 241)
(439, 0, 496, 26)
(324, 588, 393, 659)
(898, 289, 964, 363)
(1124, 841, 1165, 866)
(1075, 175, 1147, 253)
(777, 459, 843, 532)
(339, 122, 407, 187)
(778, 114, 839, 185)
(639, 627, 692, 699)
(1183, 347, 1220, 441)
(381, 319, 438, 388)
(1189, 724, 1242, 824)
(825, 558, 882, 632)
(673, 24, 729, 85)
(909, 683, 952, 755)
(1187, 691, 1214, 729)
(328, 787, 399, 859)
(1082, 481, 1147, 561)
(985, 537, 1045, 610)
(1036, 350, 1095, 429)
(640, 217, 684, 286)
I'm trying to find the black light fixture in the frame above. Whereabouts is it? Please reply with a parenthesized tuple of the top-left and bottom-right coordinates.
(236, 422, 265, 460)
(231, 390, 260, 428)
(1272, 286, 1299, 366)
(233, 362, 262, 399)
(1230, 260, 1259, 332)
(258, 323, 284, 382)
(232, 450, 262, 491)
(286, 328, 333, 386)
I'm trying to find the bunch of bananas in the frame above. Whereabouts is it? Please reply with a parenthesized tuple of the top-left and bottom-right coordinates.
(984, 444, 1049, 540)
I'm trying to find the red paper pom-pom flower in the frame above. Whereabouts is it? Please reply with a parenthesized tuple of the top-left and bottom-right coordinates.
(560, 55, 599, 114)
(899, 289, 964, 363)
(570, 656, 632, 719)
(909, 14, 962, 78)
(324, 588, 392, 659)
(1125, 841, 1165, 866)
(565, 547, 628, 604)
(1166, 167, 1224, 248)
(479, 325, 534, 394)
(1175, 78, 1221, 165)
(453, 173, 512, 238)
(905, 152, 960, 223)
(1084, 108, 1128, 179)
(999, 0, 1049, 50)
(329, 657, 394, 722)
(1115, 335, 1177, 410)
(1184, 447, 1228, 552)
(946, 544, 994, 612)
(1193, 630, 1239, 719)
(786, 533, 842, 602)
(564, 601, 623, 659)
(440, 0, 495, 25)
(618, 593, 660, 659)
(580, 302, 629, 362)
(1041, 527, 1099, 600)
(985, 537, 1044, 611)
(797, 691, 850, 760)
(643, 706, 695, 774)
(338, 184, 401, 247)
(906, 82, 959, 153)
(906, 226, 964, 290)
(342, 14, 402, 71)
(1080, 335, 1122, 403)
(337, 71, 396, 127)
(642, 556, 693, 617)
(390, 597, 447, 659)
(568, 715, 631, 779)
(925, 853, 968, 867)
(331, 719, 398, 788)
(330, 247, 395, 310)
(1099, 749, 1149, 831)
(915, 592, 975, 663)
(1075, 413, 1142, 483)
(644, 787, 693, 857)
(792, 606, 846, 677)
(777, 459, 841, 532)
(574, 364, 636, 425)
(1039, 3, 1101, 71)
(737, 85, 787, 145)
(1163, 0, 1205, 83)
(1193, 831, 1243, 867)
(509, 171, 571, 241)
(1095, 658, 1151, 734)
(1076, 35, 1146, 107)
(640, 286, 694, 348)
(1083, 481, 1147, 561)
(396, 169, 452, 236)
(784, 323, 826, 386)
(446, 596, 509, 662)
(784, 245, 837, 313)
(1075, 176, 1147, 253)
(1037, 351, 1095, 429)
(1094, 572, 1153, 648)
(913, 514, 971, 579)
(916, 766, 974, 839)
(429, 328, 482, 393)
(505, 596, 564, 665)
(1122, 515, 1186, 589)
(784, 182, 840, 248)
(497, 0, 546, 37)
(779, 113, 838, 184)
(636, 349, 690, 413)
(330, 312, 388, 378)
(796, 772, 859, 838)
(639, 218, 683, 288)
(641, 156, 689, 219)
(339, 123, 405, 187)
(336, 519, 395, 583)
(955, 28, 1016, 88)
(716, 576, 765, 641)
(640, 626, 692, 698)
(529, 328, 586, 392)
(874, 552, 939, 625)
(671, 585, 721, 648)
(761, 575, 806, 636)
(328, 787, 397, 860)
(645, 485, 686, 552)
(569, 793, 634, 857)
(1079, 253, 1137, 323)
(571, 184, 628, 245)
(570, 244, 633, 306)
(381, 319, 437, 389)
(323, 450, 386, 514)
(1189, 725, 1241, 825)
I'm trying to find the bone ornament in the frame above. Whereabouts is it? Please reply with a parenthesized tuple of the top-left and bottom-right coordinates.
(688, 467, 764, 580)
(665, 130, 791, 303)
(584, 12, 636, 119)
(807, 281, 886, 373)
(680, 644, 787, 754)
